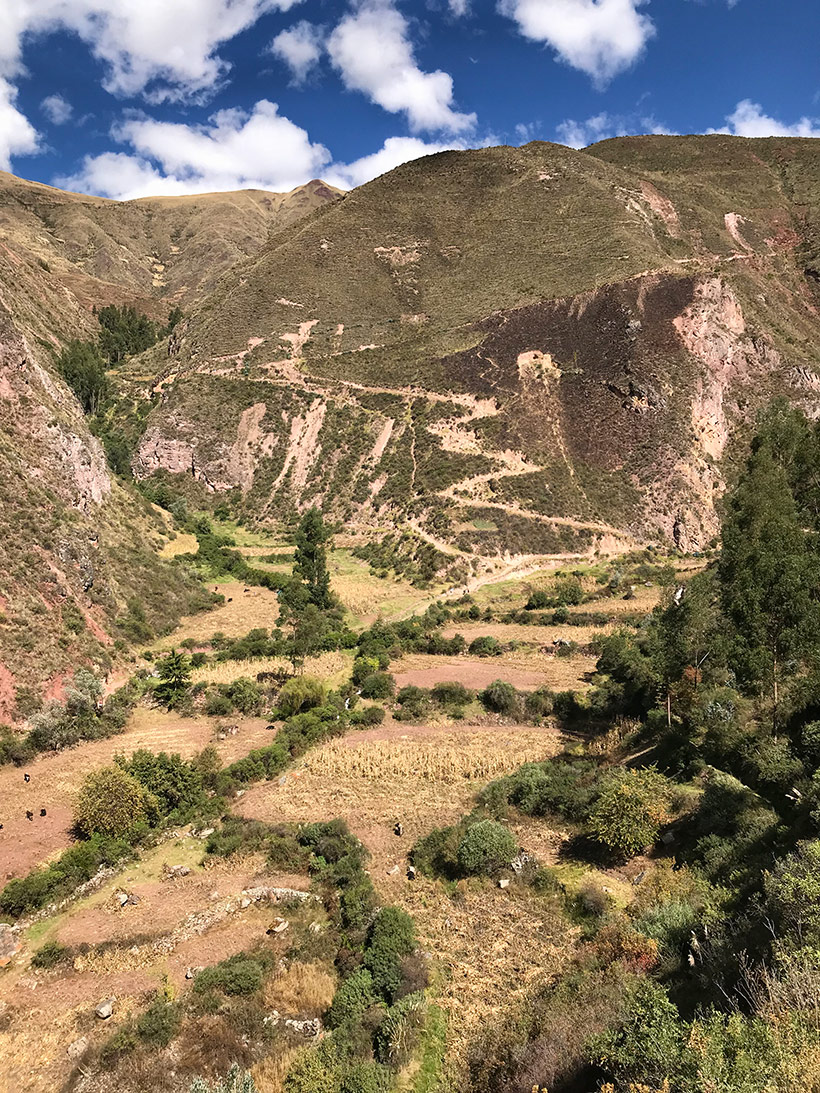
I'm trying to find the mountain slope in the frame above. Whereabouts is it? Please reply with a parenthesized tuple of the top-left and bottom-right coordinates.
(129, 137, 820, 565)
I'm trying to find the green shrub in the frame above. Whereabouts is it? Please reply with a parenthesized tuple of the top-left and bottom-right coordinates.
(194, 954, 264, 996)
(479, 679, 519, 716)
(431, 681, 472, 707)
(117, 749, 203, 819)
(364, 906, 417, 1002)
(349, 706, 385, 727)
(457, 819, 517, 876)
(360, 672, 395, 700)
(205, 691, 233, 716)
(524, 688, 554, 720)
(74, 765, 158, 840)
(326, 967, 377, 1028)
(136, 995, 180, 1046)
(589, 768, 671, 859)
(276, 676, 326, 717)
(225, 677, 263, 714)
(469, 636, 502, 657)
(31, 939, 71, 968)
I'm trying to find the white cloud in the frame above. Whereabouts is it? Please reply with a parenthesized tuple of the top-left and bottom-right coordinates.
(326, 134, 465, 189)
(499, 0, 654, 86)
(0, 78, 39, 169)
(327, 0, 475, 133)
(448, 0, 470, 15)
(58, 100, 331, 199)
(711, 99, 820, 138)
(271, 20, 325, 84)
(55, 101, 475, 199)
(556, 111, 672, 148)
(0, 1, 304, 100)
(41, 92, 73, 124)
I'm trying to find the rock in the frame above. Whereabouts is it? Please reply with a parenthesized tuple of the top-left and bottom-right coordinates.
(95, 997, 116, 1020)
(116, 891, 129, 906)
(266, 917, 290, 935)
(197, 828, 215, 839)
(240, 898, 251, 909)
(387, 864, 400, 876)
(308, 922, 323, 934)
(497, 878, 510, 889)
(407, 865, 417, 880)
(235, 789, 246, 798)
(185, 966, 203, 980)
(661, 831, 675, 845)
(164, 864, 191, 879)
(67, 1037, 88, 1059)
(0, 924, 20, 967)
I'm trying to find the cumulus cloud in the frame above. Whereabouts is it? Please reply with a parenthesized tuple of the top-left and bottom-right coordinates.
(58, 100, 331, 199)
(448, 0, 470, 15)
(271, 20, 325, 84)
(0, 1, 303, 100)
(327, 0, 475, 133)
(499, 0, 655, 86)
(0, 78, 39, 169)
(326, 134, 464, 189)
(711, 99, 820, 138)
(41, 93, 73, 124)
(555, 111, 672, 148)
(55, 101, 473, 199)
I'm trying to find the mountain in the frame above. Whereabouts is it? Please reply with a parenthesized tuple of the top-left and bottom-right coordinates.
(0, 174, 340, 715)
(129, 136, 820, 563)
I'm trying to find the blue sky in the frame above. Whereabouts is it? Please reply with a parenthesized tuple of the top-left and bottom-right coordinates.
(0, 0, 818, 200)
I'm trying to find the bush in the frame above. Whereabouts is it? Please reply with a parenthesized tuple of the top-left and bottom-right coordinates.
(363, 906, 417, 1002)
(205, 692, 233, 717)
(74, 765, 158, 841)
(225, 677, 263, 714)
(457, 819, 517, 876)
(469, 636, 502, 657)
(326, 967, 377, 1028)
(479, 679, 520, 716)
(525, 688, 554, 720)
(137, 995, 180, 1046)
(431, 681, 471, 707)
(554, 577, 584, 606)
(360, 672, 395, 700)
(117, 749, 203, 819)
(589, 768, 671, 859)
(349, 706, 385, 727)
(31, 939, 71, 968)
(276, 676, 326, 717)
(487, 757, 603, 822)
(194, 953, 264, 996)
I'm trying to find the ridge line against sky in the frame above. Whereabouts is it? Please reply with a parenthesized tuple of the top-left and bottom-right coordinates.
(0, 0, 816, 200)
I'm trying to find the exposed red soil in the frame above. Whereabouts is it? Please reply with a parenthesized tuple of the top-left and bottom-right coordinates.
(0, 711, 274, 879)
(392, 656, 549, 692)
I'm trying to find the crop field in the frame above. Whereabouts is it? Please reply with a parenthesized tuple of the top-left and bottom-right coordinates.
(392, 649, 596, 693)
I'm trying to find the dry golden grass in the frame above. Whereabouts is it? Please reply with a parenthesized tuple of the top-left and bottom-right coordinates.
(159, 531, 199, 559)
(303, 733, 552, 783)
(263, 961, 337, 1016)
(192, 650, 352, 686)
(393, 649, 596, 692)
(154, 583, 281, 648)
(253, 1048, 306, 1093)
(442, 621, 615, 645)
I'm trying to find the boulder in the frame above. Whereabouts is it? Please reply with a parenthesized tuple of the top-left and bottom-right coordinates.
(497, 878, 510, 889)
(67, 1037, 88, 1059)
(266, 918, 290, 935)
(95, 997, 116, 1020)
(0, 924, 20, 967)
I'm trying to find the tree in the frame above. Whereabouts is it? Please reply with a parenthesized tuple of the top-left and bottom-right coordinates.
(98, 304, 158, 363)
(57, 340, 109, 414)
(74, 765, 157, 840)
(154, 649, 192, 708)
(589, 768, 671, 859)
(293, 508, 333, 610)
(457, 819, 517, 875)
(719, 445, 819, 725)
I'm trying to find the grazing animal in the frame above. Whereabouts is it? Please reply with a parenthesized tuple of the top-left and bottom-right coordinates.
(25, 810, 33, 821)
(40, 808, 47, 817)
(23, 773, 30, 783)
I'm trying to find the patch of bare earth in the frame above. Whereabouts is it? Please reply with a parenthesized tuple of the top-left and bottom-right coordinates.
(0, 710, 272, 879)
(392, 651, 596, 692)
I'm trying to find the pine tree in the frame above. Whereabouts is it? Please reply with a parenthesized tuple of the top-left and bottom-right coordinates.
(154, 649, 192, 709)
(719, 445, 819, 725)
(292, 507, 332, 610)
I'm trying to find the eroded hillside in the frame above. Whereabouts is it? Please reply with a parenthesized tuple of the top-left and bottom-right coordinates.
(130, 137, 820, 569)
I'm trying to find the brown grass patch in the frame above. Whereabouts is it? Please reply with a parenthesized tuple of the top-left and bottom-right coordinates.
(156, 583, 281, 648)
(263, 961, 337, 1016)
(442, 621, 615, 645)
(159, 531, 199, 559)
(302, 733, 554, 783)
(192, 650, 352, 686)
(392, 651, 595, 692)
(253, 1047, 306, 1093)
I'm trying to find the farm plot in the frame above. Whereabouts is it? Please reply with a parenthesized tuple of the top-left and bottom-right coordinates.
(392, 649, 596, 693)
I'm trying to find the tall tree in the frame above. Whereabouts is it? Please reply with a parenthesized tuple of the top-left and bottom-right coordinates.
(718, 445, 819, 724)
(292, 508, 333, 610)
